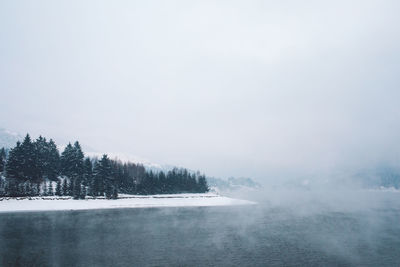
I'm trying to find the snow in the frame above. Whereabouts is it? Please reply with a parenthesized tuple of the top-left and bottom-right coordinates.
(368, 187, 400, 192)
(85, 151, 165, 169)
(0, 193, 256, 213)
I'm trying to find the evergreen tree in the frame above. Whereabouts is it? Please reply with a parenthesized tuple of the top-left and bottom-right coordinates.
(93, 155, 112, 197)
(5, 142, 23, 196)
(0, 147, 6, 173)
(112, 187, 118, 199)
(90, 160, 100, 197)
(68, 178, 73, 196)
(60, 143, 74, 178)
(105, 181, 113, 199)
(2, 133, 210, 198)
(34, 137, 60, 181)
(56, 179, 62, 196)
(62, 141, 84, 198)
(73, 141, 84, 177)
(20, 134, 39, 182)
(62, 178, 68, 196)
(34, 136, 47, 180)
(0, 177, 4, 197)
(18, 183, 25, 196)
(46, 139, 60, 180)
(83, 158, 93, 186)
(197, 175, 209, 193)
(25, 182, 32, 197)
(80, 183, 86, 199)
(158, 171, 167, 193)
(6, 142, 23, 179)
(47, 181, 54, 196)
(36, 182, 41, 196)
(72, 177, 81, 199)
(43, 182, 48, 196)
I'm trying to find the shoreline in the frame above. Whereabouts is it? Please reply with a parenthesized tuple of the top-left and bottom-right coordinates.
(0, 193, 256, 213)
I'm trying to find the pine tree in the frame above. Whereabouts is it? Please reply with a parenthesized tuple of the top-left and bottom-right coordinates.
(112, 187, 118, 199)
(80, 183, 86, 199)
(18, 183, 25, 197)
(0, 147, 6, 173)
(5, 142, 22, 179)
(47, 181, 54, 196)
(105, 181, 113, 199)
(68, 178, 73, 196)
(73, 141, 84, 177)
(25, 182, 32, 197)
(0, 177, 4, 197)
(34, 136, 47, 180)
(189, 173, 197, 193)
(72, 177, 81, 199)
(93, 155, 113, 198)
(56, 179, 62, 196)
(3, 180, 10, 197)
(197, 175, 209, 193)
(83, 158, 93, 187)
(60, 143, 74, 178)
(46, 139, 60, 180)
(33, 137, 60, 181)
(61, 141, 84, 199)
(5, 142, 23, 196)
(20, 134, 39, 182)
(2, 133, 210, 198)
(90, 160, 99, 197)
(36, 182, 41, 196)
(43, 182, 48, 196)
(158, 171, 167, 193)
(92, 161, 101, 197)
(62, 178, 68, 196)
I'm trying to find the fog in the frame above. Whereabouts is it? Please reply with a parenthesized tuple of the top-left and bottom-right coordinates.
(1, 0, 400, 182)
(2, 3, 400, 265)
(2, 190, 400, 266)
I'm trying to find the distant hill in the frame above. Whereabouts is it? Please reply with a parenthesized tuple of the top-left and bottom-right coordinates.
(297, 166, 400, 190)
(207, 177, 262, 192)
(0, 128, 22, 149)
(354, 166, 400, 189)
(84, 151, 177, 172)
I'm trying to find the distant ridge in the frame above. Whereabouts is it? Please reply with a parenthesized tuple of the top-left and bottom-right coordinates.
(0, 128, 173, 171)
(0, 128, 22, 149)
(0, 128, 261, 193)
(207, 176, 262, 192)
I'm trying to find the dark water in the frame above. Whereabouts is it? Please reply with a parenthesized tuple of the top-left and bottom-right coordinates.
(1, 195, 400, 266)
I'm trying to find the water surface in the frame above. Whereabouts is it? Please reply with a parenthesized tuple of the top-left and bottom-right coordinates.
(1, 192, 399, 266)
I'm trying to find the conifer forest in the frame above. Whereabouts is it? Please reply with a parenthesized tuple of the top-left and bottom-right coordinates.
(0, 134, 209, 199)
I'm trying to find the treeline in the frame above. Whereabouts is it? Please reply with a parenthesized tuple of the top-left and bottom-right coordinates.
(0, 134, 209, 199)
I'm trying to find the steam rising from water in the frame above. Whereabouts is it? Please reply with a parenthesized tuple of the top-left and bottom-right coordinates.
(1, 189, 399, 266)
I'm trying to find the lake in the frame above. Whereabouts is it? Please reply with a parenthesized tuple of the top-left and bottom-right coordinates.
(1, 191, 400, 266)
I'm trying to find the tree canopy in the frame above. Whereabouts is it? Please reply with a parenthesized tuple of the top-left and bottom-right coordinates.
(0, 134, 209, 198)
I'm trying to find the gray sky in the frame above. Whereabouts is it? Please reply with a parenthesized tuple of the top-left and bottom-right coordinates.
(1, 0, 400, 180)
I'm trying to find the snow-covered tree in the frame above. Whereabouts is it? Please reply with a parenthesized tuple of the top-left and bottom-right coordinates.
(56, 179, 62, 196)
(93, 155, 114, 198)
(0, 147, 6, 173)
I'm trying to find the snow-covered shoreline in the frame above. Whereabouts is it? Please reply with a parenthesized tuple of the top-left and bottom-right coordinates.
(0, 193, 256, 213)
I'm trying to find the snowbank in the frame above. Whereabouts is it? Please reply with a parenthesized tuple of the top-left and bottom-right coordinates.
(0, 193, 256, 213)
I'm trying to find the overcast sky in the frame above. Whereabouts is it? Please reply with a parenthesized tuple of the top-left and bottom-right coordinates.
(1, 0, 400, 180)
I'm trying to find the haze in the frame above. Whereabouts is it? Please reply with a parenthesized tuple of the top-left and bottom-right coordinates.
(1, 0, 400, 181)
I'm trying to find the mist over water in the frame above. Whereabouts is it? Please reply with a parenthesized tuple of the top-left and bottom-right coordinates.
(1, 189, 399, 267)
(1, 0, 400, 266)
